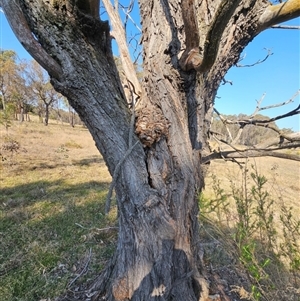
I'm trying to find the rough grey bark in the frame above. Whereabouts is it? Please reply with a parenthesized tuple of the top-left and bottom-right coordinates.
(1, 0, 299, 300)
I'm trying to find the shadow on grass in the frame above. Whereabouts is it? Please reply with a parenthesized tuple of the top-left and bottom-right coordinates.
(0, 179, 117, 301)
(0, 179, 109, 204)
(1, 181, 297, 301)
(17, 156, 105, 171)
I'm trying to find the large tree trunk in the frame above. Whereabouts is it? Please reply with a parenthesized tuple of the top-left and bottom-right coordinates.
(3, 0, 297, 300)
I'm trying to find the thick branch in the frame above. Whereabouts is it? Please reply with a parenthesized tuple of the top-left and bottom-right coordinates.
(85, 0, 100, 18)
(0, 0, 63, 80)
(256, 132, 300, 148)
(271, 24, 300, 29)
(215, 103, 299, 128)
(198, 0, 243, 72)
(259, 0, 300, 30)
(102, 0, 141, 97)
(203, 148, 300, 162)
(179, 0, 242, 72)
(178, 0, 202, 71)
(205, 131, 300, 162)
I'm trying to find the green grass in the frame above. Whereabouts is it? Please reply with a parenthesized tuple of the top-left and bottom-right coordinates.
(0, 120, 116, 300)
(1, 118, 299, 300)
(0, 179, 116, 300)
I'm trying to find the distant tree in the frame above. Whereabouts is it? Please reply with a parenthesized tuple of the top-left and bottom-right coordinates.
(0, 50, 17, 111)
(0, 49, 31, 126)
(27, 60, 61, 125)
(12, 61, 32, 122)
(2, 0, 300, 300)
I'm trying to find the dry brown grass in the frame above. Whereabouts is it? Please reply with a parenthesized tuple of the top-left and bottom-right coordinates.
(204, 156, 300, 216)
(201, 153, 300, 301)
(0, 117, 114, 301)
(0, 117, 299, 301)
(0, 116, 111, 185)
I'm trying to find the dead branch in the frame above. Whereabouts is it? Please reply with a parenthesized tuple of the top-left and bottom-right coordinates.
(121, 0, 142, 33)
(203, 148, 300, 163)
(237, 104, 299, 126)
(210, 91, 300, 162)
(75, 223, 118, 232)
(102, 0, 141, 97)
(252, 90, 299, 115)
(236, 49, 273, 68)
(271, 25, 300, 29)
(204, 132, 300, 163)
(68, 248, 92, 288)
(213, 108, 235, 142)
(213, 103, 299, 145)
(214, 100, 299, 128)
(251, 93, 266, 117)
(255, 132, 300, 148)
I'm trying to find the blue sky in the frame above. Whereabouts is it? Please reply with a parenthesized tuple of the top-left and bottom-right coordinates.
(1, 9, 299, 131)
(216, 19, 300, 131)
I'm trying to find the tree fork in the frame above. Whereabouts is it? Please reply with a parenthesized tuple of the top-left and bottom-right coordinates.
(2, 0, 300, 300)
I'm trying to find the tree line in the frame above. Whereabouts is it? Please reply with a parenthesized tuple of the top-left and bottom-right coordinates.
(0, 49, 82, 128)
(1, 47, 294, 151)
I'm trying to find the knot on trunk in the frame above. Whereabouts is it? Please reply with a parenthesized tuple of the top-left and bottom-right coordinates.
(135, 107, 170, 147)
(112, 277, 131, 300)
(179, 48, 203, 72)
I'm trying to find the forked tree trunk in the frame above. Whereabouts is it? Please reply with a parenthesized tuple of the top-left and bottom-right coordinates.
(3, 0, 296, 300)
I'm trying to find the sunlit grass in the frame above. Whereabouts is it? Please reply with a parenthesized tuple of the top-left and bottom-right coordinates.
(0, 119, 115, 300)
(1, 117, 299, 300)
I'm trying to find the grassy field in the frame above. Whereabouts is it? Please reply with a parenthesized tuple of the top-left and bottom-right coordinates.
(205, 155, 300, 214)
(0, 118, 299, 300)
(0, 119, 116, 300)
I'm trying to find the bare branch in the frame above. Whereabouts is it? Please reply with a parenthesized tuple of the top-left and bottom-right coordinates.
(205, 131, 300, 163)
(259, 0, 300, 31)
(251, 93, 267, 117)
(68, 248, 92, 288)
(248, 104, 299, 125)
(203, 148, 300, 163)
(213, 108, 235, 142)
(121, 0, 141, 33)
(215, 101, 299, 128)
(210, 90, 300, 162)
(255, 132, 300, 148)
(252, 90, 300, 114)
(236, 49, 273, 68)
(271, 24, 300, 29)
(1, 0, 62, 80)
